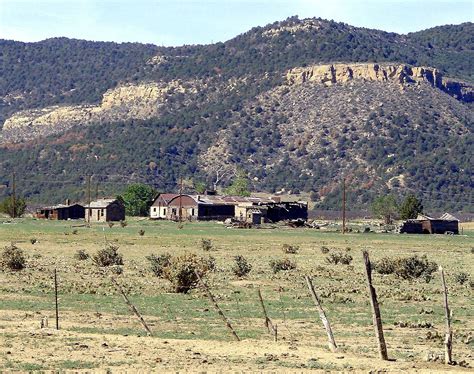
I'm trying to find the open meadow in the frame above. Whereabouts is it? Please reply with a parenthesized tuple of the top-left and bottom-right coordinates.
(0, 218, 473, 372)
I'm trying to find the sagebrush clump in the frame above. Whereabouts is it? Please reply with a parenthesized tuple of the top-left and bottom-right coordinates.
(138, 229, 145, 236)
(93, 244, 123, 267)
(162, 253, 213, 293)
(147, 253, 172, 277)
(1, 244, 26, 271)
(282, 244, 299, 254)
(374, 255, 437, 282)
(232, 255, 252, 277)
(454, 272, 469, 285)
(320, 246, 330, 254)
(201, 238, 213, 251)
(270, 258, 296, 273)
(326, 252, 353, 265)
(74, 249, 90, 261)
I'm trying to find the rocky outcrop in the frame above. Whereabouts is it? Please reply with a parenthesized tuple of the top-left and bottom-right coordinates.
(1, 80, 195, 143)
(286, 63, 473, 102)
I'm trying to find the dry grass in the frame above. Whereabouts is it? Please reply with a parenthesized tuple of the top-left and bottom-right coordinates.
(0, 218, 472, 371)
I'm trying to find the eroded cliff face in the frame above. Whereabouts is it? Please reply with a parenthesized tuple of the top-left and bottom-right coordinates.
(286, 63, 473, 102)
(1, 80, 195, 142)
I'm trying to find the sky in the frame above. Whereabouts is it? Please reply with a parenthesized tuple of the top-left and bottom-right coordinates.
(0, 0, 472, 46)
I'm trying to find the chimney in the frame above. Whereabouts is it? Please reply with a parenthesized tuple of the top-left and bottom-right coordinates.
(65, 199, 70, 206)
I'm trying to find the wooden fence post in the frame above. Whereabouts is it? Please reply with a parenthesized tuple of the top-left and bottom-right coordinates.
(257, 288, 277, 341)
(110, 277, 153, 336)
(304, 276, 337, 352)
(362, 250, 388, 360)
(439, 266, 453, 365)
(195, 270, 240, 341)
(257, 288, 275, 335)
(54, 269, 59, 330)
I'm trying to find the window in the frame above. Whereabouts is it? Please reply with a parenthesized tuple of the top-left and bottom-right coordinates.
(191, 208, 195, 216)
(163, 209, 167, 215)
(153, 207, 157, 212)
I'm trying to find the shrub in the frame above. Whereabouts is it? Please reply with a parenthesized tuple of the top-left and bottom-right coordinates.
(326, 252, 353, 265)
(162, 253, 212, 293)
(120, 220, 127, 228)
(72, 229, 78, 235)
(1, 244, 26, 271)
(74, 249, 90, 261)
(374, 257, 396, 274)
(207, 256, 217, 272)
(374, 255, 437, 282)
(320, 246, 330, 254)
(93, 244, 123, 267)
(108, 222, 114, 228)
(138, 229, 145, 236)
(270, 258, 296, 273)
(146, 253, 172, 277)
(110, 265, 123, 275)
(30, 238, 37, 245)
(454, 272, 469, 285)
(282, 244, 299, 254)
(232, 255, 252, 277)
(201, 238, 213, 251)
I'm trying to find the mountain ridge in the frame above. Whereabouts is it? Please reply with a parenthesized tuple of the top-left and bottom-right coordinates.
(0, 17, 472, 212)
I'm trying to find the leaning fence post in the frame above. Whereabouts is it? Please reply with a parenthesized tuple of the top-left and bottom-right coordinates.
(304, 276, 337, 352)
(195, 270, 240, 341)
(110, 277, 153, 336)
(54, 269, 59, 330)
(439, 266, 453, 365)
(362, 250, 388, 360)
(257, 289, 276, 335)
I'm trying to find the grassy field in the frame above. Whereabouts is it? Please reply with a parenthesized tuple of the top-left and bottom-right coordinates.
(0, 218, 473, 372)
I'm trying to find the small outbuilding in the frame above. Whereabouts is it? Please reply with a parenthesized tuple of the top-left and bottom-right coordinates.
(85, 198, 125, 222)
(36, 201, 85, 220)
(399, 213, 459, 235)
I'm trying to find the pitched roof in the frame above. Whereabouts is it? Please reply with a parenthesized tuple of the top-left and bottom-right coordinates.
(416, 213, 435, 220)
(84, 198, 118, 208)
(439, 213, 459, 221)
(152, 193, 180, 205)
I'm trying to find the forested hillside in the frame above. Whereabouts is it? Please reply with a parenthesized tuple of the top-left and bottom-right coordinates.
(0, 17, 472, 212)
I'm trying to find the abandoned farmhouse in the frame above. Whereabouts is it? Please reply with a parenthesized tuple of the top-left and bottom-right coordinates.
(149, 193, 308, 223)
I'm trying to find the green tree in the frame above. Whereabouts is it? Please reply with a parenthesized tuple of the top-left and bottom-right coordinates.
(119, 184, 156, 217)
(399, 194, 423, 219)
(371, 194, 398, 224)
(224, 171, 251, 197)
(194, 181, 207, 194)
(0, 197, 27, 218)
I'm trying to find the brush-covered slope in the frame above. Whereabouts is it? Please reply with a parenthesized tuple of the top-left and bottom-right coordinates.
(0, 17, 472, 211)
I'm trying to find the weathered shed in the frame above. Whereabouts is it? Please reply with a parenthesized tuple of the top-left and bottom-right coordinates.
(85, 198, 125, 222)
(399, 213, 459, 234)
(36, 202, 85, 220)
